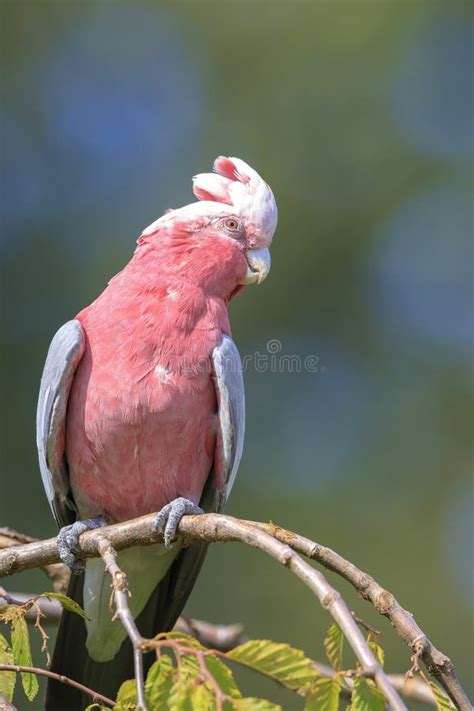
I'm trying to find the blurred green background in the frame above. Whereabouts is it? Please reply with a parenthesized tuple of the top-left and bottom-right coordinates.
(1, 1, 473, 708)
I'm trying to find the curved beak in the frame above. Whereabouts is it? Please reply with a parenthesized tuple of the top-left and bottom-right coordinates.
(240, 247, 271, 285)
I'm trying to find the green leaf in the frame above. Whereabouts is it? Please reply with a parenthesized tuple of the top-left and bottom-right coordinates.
(175, 683, 215, 710)
(182, 653, 201, 678)
(305, 678, 341, 711)
(145, 655, 175, 709)
(115, 678, 137, 707)
(40, 592, 88, 620)
(168, 675, 197, 708)
(0, 633, 16, 702)
(205, 654, 241, 698)
(367, 633, 384, 668)
(231, 698, 281, 710)
(427, 681, 455, 710)
(11, 614, 39, 701)
(85, 706, 111, 711)
(324, 624, 344, 671)
(349, 677, 384, 711)
(146, 654, 174, 687)
(227, 640, 319, 693)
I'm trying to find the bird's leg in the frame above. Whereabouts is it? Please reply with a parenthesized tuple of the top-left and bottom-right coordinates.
(57, 516, 107, 573)
(154, 497, 204, 548)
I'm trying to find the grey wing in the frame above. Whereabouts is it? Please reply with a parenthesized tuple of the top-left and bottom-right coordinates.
(36, 319, 85, 528)
(210, 335, 245, 512)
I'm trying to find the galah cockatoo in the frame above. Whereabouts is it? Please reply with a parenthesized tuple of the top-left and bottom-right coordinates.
(37, 156, 277, 708)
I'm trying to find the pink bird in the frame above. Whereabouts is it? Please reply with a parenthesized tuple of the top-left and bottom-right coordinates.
(37, 156, 277, 708)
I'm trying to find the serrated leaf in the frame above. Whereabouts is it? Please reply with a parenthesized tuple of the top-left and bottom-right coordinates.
(205, 654, 241, 698)
(232, 698, 281, 710)
(427, 681, 455, 710)
(115, 678, 137, 707)
(227, 640, 319, 693)
(145, 655, 175, 710)
(40, 592, 88, 620)
(85, 706, 110, 710)
(349, 677, 384, 711)
(0, 605, 20, 623)
(0, 633, 16, 702)
(305, 678, 341, 711)
(367, 633, 384, 668)
(324, 624, 344, 671)
(11, 614, 39, 701)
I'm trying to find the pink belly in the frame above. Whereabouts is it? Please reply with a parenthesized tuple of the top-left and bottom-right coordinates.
(66, 354, 217, 522)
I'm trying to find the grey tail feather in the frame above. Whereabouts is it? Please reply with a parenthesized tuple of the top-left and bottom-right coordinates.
(45, 541, 209, 711)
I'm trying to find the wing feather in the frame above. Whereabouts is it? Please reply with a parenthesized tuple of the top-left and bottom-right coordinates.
(36, 319, 85, 527)
(211, 335, 245, 510)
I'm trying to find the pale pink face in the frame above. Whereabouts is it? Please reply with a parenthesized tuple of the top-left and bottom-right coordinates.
(192, 156, 278, 249)
(141, 156, 278, 288)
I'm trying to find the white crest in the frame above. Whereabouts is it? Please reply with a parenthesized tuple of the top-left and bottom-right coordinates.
(142, 156, 277, 246)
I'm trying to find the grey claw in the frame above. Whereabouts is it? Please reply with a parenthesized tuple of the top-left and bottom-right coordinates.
(155, 497, 203, 547)
(57, 516, 106, 573)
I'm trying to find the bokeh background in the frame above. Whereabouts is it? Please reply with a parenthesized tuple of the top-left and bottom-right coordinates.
(1, 1, 473, 708)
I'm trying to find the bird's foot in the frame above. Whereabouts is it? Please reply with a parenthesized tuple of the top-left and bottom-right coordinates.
(155, 497, 204, 548)
(57, 516, 107, 573)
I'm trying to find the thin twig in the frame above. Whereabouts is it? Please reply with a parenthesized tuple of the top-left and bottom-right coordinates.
(95, 535, 147, 711)
(0, 513, 469, 708)
(0, 664, 114, 707)
(0, 592, 62, 621)
(31, 600, 51, 666)
(0, 587, 26, 608)
(351, 611, 380, 636)
(197, 652, 225, 711)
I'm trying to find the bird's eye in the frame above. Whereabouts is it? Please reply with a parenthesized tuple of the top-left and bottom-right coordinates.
(224, 217, 240, 232)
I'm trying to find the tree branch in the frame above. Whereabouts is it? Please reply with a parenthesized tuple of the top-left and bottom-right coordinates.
(247, 521, 469, 710)
(0, 513, 469, 709)
(0, 528, 68, 594)
(96, 535, 147, 711)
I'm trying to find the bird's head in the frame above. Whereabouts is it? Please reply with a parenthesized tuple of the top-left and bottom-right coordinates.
(139, 157, 277, 294)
